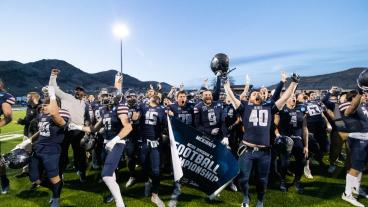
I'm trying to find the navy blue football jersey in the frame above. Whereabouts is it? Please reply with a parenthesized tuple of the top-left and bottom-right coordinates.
(169, 102, 194, 126)
(0, 92, 15, 116)
(125, 102, 141, 139)
(101, 103, 129, 140)
(34, 109, 70, 153)
(278, 105, 306, 137)
(95, 104, 107, 121)
(193, 101, 227, 137)
(354, 103, 368, 133)
(339, 102, 362, 133)
(126, 103, 140, 125)
(238, 100, 278, 146)
(305, 100, 324, 124)
(88, 101, 100, 124)
(223, 103, 238, 127)
(139, 103, 166, 140)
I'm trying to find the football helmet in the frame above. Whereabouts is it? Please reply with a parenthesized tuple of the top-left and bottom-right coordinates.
(2, 148, 30, 169)
(210, 53, 229, 76)
(357, 69, 368, 92)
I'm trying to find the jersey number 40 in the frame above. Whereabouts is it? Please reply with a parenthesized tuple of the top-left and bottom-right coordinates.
(249, 109, 268, 126)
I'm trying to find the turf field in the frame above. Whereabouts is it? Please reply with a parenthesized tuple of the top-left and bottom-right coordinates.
(0, 110, 366, 207)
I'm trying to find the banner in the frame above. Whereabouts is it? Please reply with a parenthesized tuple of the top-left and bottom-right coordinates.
(168, 116, 239, 198)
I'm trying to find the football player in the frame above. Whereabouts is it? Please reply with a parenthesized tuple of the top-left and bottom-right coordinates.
(193, 89, 228, 144)
(49, 69, 90, 182)
(124, 89, 141, 188)
(341, 70, 368, 207)
(274, 94, 309, 193)
(223, 73, 299, 207)
(305, 91, 331, 166)
(138, 94, 166, 207)
(72, 87, 132, 207)
(167, 90, 195, 207)
(28, 86, 70, 207)
(0, 78, 15, 194)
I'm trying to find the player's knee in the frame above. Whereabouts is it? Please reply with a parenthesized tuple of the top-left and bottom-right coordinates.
(102, 176, 113, 183)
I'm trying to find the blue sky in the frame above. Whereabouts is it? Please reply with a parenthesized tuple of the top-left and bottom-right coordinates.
(1, 0, 368, 88)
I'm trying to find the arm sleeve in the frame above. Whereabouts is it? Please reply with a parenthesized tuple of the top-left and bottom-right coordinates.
(212, 76, 222, 102)
(59, 109, 71, 127)
(117, 104, 129, 116)
(49, 75, 73, 101)
(270, 81, 284, 102)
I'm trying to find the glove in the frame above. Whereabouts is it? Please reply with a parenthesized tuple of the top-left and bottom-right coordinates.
(68, 123, 84, 131)
(211, 128, 220, 135)
(290, 73, 300, 83)
(105, 136, 125, 151)
(48, 86, 56, 100)
(221, 137, 229, 146)
(13, 139, 32, 151)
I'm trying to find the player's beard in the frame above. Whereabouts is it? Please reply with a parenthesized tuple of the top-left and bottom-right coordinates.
(204, 97, 212, 105)
(127, 98, 137, 106)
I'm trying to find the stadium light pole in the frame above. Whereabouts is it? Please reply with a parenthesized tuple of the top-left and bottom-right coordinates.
(113, 23, 129, 74)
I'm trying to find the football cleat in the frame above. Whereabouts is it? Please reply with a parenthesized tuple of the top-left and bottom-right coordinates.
(151, 195, 165, 207)
(342, 192, 365, 207)
(304, 165, 313, 179)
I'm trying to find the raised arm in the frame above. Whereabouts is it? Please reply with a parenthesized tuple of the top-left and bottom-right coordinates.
(270, 71, 287, 102)
(114, 72, 123, 95)
(344, 92, 362, 116)
(213, 76, 222, 101)
(275, 73, 299, 110)
(240, 74, 250, 101)
(223, 80, 241, 109)
(48, 86, 67, 126)
(321, 87, 337, 111)
(48, 68, 74, 101)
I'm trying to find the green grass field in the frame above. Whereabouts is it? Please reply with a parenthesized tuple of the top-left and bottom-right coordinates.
(0, 110, 366, 207)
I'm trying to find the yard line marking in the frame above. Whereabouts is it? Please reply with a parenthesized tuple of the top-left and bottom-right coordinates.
(0, 130, 23, 135)
(0, 134, 24, 141)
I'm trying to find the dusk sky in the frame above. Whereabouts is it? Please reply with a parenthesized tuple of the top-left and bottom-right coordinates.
(1, 0, 368, 88)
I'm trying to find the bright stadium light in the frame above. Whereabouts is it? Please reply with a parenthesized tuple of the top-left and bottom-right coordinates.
(113, 23, 129, 39)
